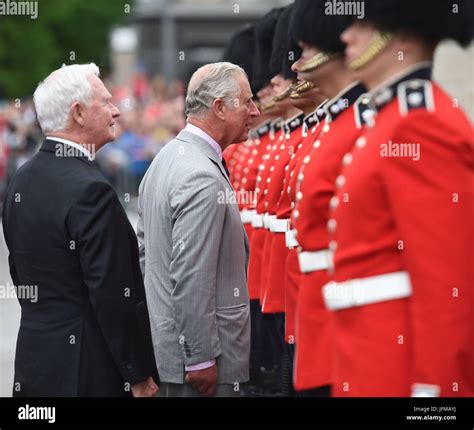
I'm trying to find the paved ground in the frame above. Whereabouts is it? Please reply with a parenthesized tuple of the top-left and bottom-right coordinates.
(0, 226, 20, 397)
(0, 202, 140, 397)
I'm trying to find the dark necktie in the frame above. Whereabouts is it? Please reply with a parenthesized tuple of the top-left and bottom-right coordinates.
(221, 157, 230, 178)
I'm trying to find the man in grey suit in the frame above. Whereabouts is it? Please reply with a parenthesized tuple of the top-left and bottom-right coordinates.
(138, 62, 260, 397)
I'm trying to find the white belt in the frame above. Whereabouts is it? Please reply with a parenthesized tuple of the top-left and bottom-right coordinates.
(285, 229, 299, 248)
(270, 218, 290, 233)
(240, 209, 256, 224)
(322, 271, 412, 311)
(251, 213, 264, 228)
(298, 249, 331, 273)
(263, 214, 276, 230)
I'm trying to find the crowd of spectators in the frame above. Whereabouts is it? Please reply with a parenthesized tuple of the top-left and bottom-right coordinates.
(0, 69, 186, 210)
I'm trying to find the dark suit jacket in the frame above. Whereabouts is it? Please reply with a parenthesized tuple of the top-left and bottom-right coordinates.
(2, 139, 158, 397)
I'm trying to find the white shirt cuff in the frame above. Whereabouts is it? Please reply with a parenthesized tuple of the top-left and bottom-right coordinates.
(185, 359, 216, 372)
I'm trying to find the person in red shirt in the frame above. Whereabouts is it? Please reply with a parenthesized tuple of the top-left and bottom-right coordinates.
(230, 8, 283, 395)
(276, 1, 365, 396)
(249, 5, 306, 396)
(286, 0, 368, 396)
(325, 0, 474, 396)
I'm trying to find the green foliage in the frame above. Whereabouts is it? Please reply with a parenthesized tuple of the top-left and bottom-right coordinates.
(0, 0, 134, 98)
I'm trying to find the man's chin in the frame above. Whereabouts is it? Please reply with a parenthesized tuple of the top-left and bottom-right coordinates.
(228, 129, 250, 146)
(105, 133, 117, 143)
(239, 131, 249, 143)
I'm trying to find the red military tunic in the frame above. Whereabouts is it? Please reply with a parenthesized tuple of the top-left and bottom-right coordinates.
(328, 65, 474, 397)
(292, 83, 367, 391)
(275, 103, 327, 341)
(223, 143, 240, 183)
(260, 113, 305, 313)
(255, 122, 287, 305)
(230, 142, 249, 197)
(241, 122, 273, 241)
(247, 120, 284, 300)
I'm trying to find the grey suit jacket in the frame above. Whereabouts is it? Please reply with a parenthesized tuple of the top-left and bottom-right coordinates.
(137, 129, 250, 385)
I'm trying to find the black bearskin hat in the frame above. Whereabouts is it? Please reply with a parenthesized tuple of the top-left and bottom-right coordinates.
(270, 5, 298, 80)
(222, 25, 256, 90)
(362, 0, 473, 47)
(291, 0, 354, 53)
(253, 7, 284, 92)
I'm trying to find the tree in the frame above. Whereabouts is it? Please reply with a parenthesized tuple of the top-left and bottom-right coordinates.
(0, 0, 134, 99)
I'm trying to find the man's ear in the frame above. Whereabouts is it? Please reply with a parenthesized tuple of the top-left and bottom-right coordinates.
(70, 101, 85, 127)
(212, 98, 226, 120)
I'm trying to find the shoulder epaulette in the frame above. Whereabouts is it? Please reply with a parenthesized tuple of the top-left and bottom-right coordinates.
(354, 93, 376, 129)
(397, 79, 435, 117)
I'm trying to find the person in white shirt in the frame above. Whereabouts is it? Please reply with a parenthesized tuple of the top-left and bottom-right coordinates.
(138, 62, 259, 397)
(3, 63, 159, 397)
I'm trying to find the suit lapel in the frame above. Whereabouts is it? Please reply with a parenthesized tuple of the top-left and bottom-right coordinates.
(175, 130, 249, 268)
(175, 130, 232, 188)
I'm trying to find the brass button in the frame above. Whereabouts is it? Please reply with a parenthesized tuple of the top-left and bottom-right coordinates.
(335, 175, 345, 188)
(327, 219, 337, 232)
(342, 153, 353, 166)
(329, 196, 339, 210)
(356, 136, 367, 148)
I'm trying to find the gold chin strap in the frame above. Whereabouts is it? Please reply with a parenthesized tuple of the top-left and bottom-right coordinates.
(290, 80, 315, 99)
(273, 83, 296, 102)
(348, 32, 393, 71)
(293, 52, 340, 73)
(260, 99, 276, 112)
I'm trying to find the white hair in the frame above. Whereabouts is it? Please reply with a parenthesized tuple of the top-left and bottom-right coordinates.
(33, 63, 100, 133)
(185, 62, 247, 117)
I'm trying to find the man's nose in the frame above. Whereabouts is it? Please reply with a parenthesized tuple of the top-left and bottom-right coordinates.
(111, 104, 120, 118)
(270, 75, 279, 87)
(291, 59, 302, 73)
(340, 26, 352, 44)
(250, 101, 260, 117)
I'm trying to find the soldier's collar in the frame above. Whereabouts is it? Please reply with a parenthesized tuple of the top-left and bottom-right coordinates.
(353, 93, 377, 129)
(324, 82, 366, 123)
(284, 112, 305, 136)
(304, 100, 328, 128)
(302, 100, 328, 137)
(269, 117, 284, 140)
(369, 62, 432, 111)
(253, 119, 273, 138)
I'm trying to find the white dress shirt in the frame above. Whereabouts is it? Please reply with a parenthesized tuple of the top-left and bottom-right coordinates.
(184, 123, 223, 160)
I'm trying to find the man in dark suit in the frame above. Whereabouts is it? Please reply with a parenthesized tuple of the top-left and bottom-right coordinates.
(2, 63, 159, 397)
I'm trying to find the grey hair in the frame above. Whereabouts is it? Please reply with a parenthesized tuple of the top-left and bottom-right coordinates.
(33, 63, 100, 133)
(185, 62, 247, 117)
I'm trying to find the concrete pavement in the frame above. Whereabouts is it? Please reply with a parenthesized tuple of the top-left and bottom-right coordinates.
(0, 227, 20, 397)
